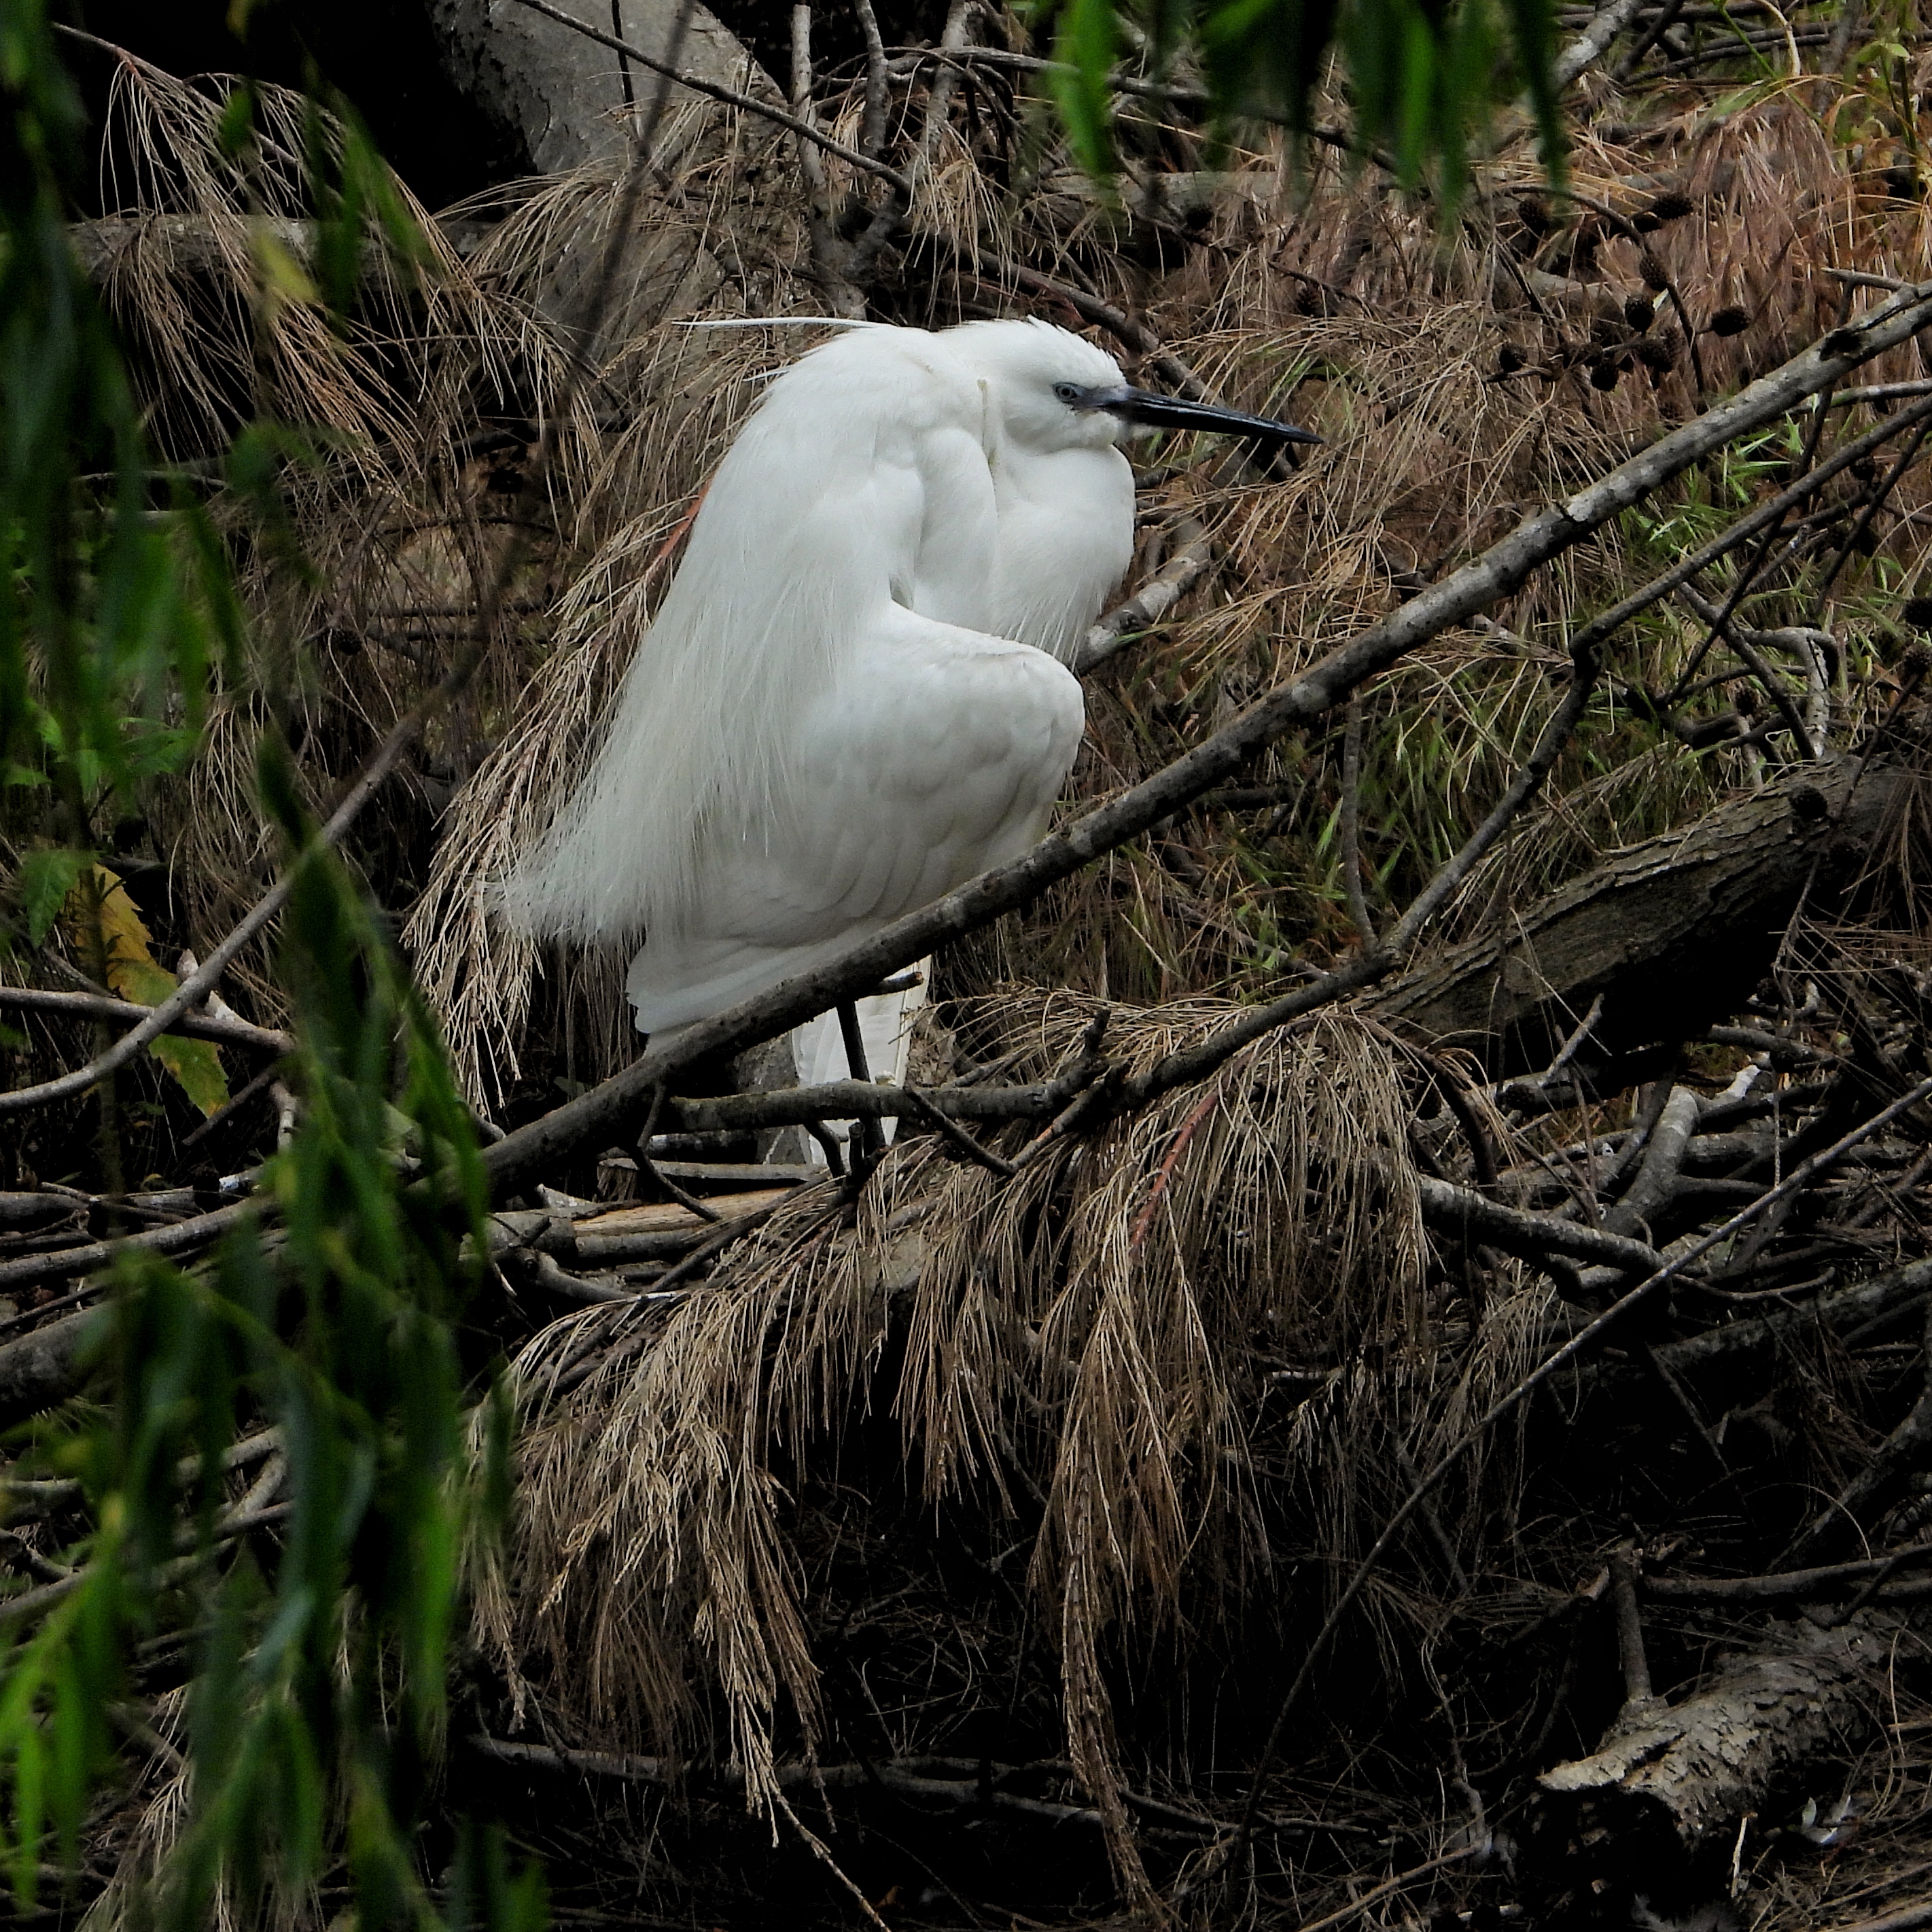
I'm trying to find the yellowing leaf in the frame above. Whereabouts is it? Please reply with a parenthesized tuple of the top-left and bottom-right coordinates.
(67, 866, 231, 1119)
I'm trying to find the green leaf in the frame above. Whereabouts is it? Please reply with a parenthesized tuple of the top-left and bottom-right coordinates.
(1051, 0, 1121, 177)
(215, 80, 255, 160)
(1501, 0, 1564, 179)
(17, 844, 84, 945)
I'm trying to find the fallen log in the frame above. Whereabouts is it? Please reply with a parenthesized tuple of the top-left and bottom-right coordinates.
(1374, 759, 1912, 1083)
(1528, 1610, 1914, 1904)
(0, 1306, 109, 1429)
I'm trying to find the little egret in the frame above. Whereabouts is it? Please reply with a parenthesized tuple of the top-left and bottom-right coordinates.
(506, 319, 1318, 1137)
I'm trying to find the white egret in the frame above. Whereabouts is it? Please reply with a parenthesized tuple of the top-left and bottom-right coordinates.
(505, 319, 1318, 1142)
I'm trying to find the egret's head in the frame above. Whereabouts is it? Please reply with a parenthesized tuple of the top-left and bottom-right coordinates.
(945, 319, 1136, 454)
(944, 316, 1322, 459)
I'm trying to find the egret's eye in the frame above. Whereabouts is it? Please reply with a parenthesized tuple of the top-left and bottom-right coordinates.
(1052, 381, 1084, 405)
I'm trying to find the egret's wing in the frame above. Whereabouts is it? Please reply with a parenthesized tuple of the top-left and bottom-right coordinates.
(504, 326, 1002, 947)
(627, 605, 1083, 1035)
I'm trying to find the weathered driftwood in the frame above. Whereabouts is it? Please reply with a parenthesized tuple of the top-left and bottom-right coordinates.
(1373, 759, 1911, 1080)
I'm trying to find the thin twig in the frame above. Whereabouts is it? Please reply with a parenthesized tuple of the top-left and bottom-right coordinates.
(176, 1057, 285, 1156)
(1787, 1297, 1932, 1562)
(1614, 0, 1689, 76)
(1643, 1541, 1932, 1602)
(631, 1087, 722, 1223)
(637, 1195, 793, 1298)
(0, 1198, 256, 1294)
(0, 987, 292, 1055)
(1113, 642, 1600, 1116)
(1809, 415, 1932, 619)
(1339, 692, 1378, 945)
(1591, 391, 1932, 688)
(898, 1085, 1016, 1176)
(1663, 289, 1852, 705)
(1285, 1847, 1476, 1932)
(0, 713, 410, 1118)
(773, 1791, 894, 1932)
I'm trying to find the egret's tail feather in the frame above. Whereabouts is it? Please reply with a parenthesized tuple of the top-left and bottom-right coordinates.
(625, 930, 924, 1040)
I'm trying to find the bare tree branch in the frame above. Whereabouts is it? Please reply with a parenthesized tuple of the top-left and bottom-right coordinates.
(1075, 519, 1214, 675)
(1556, 0, 1649, 88)
(851, 0, 890, 159)
(0, 987, 292, 1056)
(479, 280, 1932, 1197)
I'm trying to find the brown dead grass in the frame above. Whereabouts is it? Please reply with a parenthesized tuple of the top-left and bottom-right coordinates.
(476, 994, 1553, 1895)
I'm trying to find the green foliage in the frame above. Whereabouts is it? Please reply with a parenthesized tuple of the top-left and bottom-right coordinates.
(0, 826, 529, 1926)
(0, 0, 226, 843)
(1038, 0, 1562, 199)
(14, 843, 84, 945)
(0, 7, 545, 1925)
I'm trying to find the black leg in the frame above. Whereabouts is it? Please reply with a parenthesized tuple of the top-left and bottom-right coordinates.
(836, 1000, 883, 1163)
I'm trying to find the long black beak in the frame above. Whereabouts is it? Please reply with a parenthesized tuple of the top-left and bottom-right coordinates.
(1100, 385, 1323, 449)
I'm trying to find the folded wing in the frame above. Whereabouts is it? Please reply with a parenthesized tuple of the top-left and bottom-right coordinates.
(628, 602, 1083, 1035)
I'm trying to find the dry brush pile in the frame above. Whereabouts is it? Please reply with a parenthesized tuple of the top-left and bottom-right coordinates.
(7, 4, 1932, 1927)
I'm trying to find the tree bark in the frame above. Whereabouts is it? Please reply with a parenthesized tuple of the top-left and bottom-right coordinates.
(0, 1307, 107, 1429)
(424, 0, 776, 175)
(1529, 1610, 1913, 1899)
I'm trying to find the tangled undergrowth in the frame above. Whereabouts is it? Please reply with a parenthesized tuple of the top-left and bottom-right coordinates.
(6, 3, 1932, 1927)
